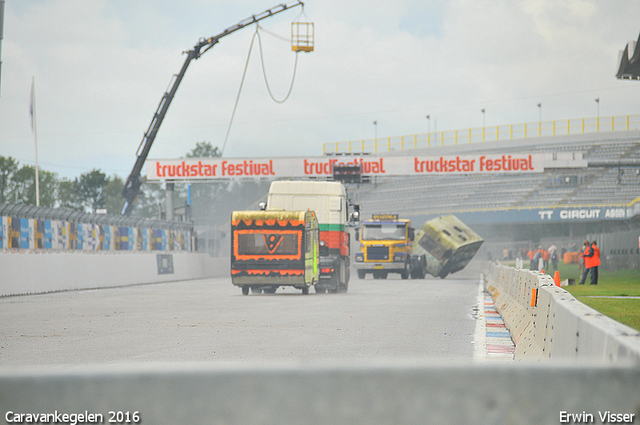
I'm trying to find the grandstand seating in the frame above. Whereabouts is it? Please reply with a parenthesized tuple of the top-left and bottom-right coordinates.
(347, 131, 640, 220)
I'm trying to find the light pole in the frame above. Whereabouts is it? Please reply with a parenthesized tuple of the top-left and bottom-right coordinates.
(537, 103, 542, 122)
(595, 98, 600, 132)
(373, 120, 378, 140)
(426, 114, 430, 133)
(537, 103, 542, 136)
(481, 109, 485, 141)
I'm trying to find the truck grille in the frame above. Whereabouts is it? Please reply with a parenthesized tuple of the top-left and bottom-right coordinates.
(367, 246, 389, 261)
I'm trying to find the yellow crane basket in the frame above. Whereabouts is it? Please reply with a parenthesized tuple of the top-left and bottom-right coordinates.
(292, 21, 314, 52)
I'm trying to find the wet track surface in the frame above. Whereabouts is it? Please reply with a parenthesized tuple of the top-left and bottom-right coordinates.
(0, 270, 481, 365)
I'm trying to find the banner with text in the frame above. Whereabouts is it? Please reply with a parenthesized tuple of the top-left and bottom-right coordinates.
(147, 154, 544, 181)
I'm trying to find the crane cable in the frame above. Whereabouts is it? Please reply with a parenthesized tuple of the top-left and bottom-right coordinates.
(221, 24, 300, 155)
(257, 27, 300, 104)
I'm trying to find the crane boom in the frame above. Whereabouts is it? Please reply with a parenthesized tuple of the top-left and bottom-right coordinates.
(121, 1, 304, 216)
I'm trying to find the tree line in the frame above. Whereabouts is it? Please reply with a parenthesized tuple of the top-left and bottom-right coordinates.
(0, 142, 221, 219)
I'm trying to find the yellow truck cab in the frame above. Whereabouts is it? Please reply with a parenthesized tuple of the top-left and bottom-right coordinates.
(230, 210, 319, 295)
(355, 214, 426, 279)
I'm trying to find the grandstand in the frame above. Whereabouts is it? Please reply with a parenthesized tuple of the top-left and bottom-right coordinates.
(346, 130, 640, 221)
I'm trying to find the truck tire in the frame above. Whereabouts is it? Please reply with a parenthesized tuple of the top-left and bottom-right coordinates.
(338, 259, 349, 293)
(401, 268, 409, 279)
(242, 286, 249, 295)
(357, 270, 366, 279)
(324, 258, 349, 293)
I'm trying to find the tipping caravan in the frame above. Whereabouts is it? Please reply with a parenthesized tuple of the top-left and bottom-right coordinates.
(230, 210, 319, 295)
(264, 181, 358, 293)
(414, 215, 484, 278)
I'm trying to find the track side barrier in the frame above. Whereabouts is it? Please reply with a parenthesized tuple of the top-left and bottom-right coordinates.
(0, 253, 230, 297)
(486, 263, 640, 362)
(1, 362, 639, 425)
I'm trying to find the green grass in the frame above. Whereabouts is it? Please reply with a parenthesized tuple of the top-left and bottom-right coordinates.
(577, 298, 640, 332)
(524, 262, 640, 331)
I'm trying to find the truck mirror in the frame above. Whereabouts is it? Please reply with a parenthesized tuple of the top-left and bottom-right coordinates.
(409, 227, 415, 241)
(258, 202, 267, 211)
(355, 229, 360, 240)
(351, 210, 360, 225)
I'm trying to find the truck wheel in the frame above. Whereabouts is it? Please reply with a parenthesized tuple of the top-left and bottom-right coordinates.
(357, 270, 366, 279)
(401, 269, 409, 279)
(302, 286, 309, 295)
(242, 286, 249, 295)
(251, 286, 262, 294)
(338, 259, 349, 293)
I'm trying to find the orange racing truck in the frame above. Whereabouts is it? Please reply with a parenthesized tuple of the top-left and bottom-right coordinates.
(230, 210, 319, 295)
(354, 214, 427, 279)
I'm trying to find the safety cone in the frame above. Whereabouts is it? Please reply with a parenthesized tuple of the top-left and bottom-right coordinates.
(554, 271, 561, 287)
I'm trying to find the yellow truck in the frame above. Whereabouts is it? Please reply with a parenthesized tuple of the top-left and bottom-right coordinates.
(230, 210, 319, 295)
(354, 214, 426, 279)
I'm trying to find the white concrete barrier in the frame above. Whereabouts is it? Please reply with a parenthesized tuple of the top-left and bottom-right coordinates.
(486, 263, 640, 363)
(1, 362, 639, 425)
(0, 252, 229, 297)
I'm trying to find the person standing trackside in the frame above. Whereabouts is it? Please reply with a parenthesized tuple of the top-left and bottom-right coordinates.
(590, 241, 600, 285)
(579, 241, 593, 285)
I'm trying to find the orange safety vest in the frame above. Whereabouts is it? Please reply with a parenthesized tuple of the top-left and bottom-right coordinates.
(591, 245, 601, 267)
(584, 245, 597, 269)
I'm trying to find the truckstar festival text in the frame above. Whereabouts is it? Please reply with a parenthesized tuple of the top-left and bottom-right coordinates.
(147, 154, 542, 180)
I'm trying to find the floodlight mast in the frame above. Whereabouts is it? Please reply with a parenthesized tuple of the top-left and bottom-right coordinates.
(121, 1, 304, 216)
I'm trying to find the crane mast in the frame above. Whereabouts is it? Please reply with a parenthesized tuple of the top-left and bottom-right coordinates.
(121, 2, 304, 216)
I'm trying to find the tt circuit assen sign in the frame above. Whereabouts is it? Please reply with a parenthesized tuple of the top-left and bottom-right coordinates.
(146, 154, 543, 181)
(454, 205, 639, 225)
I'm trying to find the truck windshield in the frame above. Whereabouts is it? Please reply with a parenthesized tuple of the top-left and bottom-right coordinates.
(361, 224, 406, 241)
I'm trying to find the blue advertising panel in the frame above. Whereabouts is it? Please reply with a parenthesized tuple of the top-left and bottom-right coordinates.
(128, 227, 134, 250)
(119, 227, 129, 250)
(142, 228, 149, 251)
(104, 226, 111, 251)
(161, 230, 168, 251)
(44, 220, 53, 249)
(20, 218, 29, 249)
(77, 223, 84, 250)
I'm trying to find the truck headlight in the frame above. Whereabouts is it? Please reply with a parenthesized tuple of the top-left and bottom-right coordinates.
(393, 253, 406, 262)
(355, 252, 364, 262)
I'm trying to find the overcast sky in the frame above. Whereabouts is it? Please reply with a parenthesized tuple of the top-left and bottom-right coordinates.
(1, 0, 640, 180)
